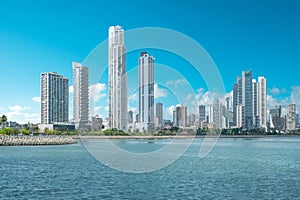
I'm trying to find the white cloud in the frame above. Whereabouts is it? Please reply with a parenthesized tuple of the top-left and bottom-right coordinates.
(166, 79, 187, 87)
(269, 87, 286, 95)
(32, 96, 41, 103)
(0, 107, 5, 111)
(154, 84, 167, 99)
(5, 105, 38, 123)
(104, 106, 109, 112)
(6, 110, 40, 124)
(185, 94, 193, 101)
(9, 105, 31, 111)
(69, 85, 74, 93)
(270, 87, 280, 95)
(89, 83, 107, 102)
(194, 88, 217, 106)
(165, 105, 175, 118)
(129, 93, 138, 101)
(94, 106, 102, 113)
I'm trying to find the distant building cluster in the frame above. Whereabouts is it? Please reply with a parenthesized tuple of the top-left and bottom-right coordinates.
(35, 25, 298, 133)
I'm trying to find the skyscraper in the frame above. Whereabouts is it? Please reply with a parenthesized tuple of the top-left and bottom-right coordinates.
(128, 111, 133, 124)
(199, 105, 206, 123)
(257, 77, 267, 129)
(72, 62, 89, 128)
(138, 52, 154, 124)
(156, 102, 163, 128)
(41, 72, 69, 124)
(213, 99, 224, 129)
(233, 70, 253, 130)
(173, 110, 177, 127)
(188, 114, 196, 127)
(252, 77, 267, 129)
(236, 105, 244, 128)
(269, 106, 285, 132)
(233, 83, 238, 126)
(176, 104, 187, 127)
(252, 79, 259, 127)
(136, 52, 155, 132)
(108, 25, 128, 131)
(286, 104, 298, 131)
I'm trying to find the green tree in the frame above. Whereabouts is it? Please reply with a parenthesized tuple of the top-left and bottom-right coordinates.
(1, 115, 7, 127)
(103, 129, 112, 136)
(0, 127, 12, 135)
(21, 128, 31, 135)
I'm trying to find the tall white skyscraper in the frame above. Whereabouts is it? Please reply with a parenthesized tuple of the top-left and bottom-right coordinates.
(252, 77, 267, 129)
(252, 79, 259, 127)
(108, 25, 128, 131)
(213, 99, 225, 129)
(137, 52, 155, 131)
(72, 62, 89, 128)
(41, 72, 69, 124)
(257, 77, 267, 129)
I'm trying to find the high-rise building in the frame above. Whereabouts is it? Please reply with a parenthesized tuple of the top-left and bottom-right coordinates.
(41, 72, 69, 124)
(236, 105, 244, 128)
(92, 114, 103, 131)
(128, 111, 133, 124)
(136, 52, 155, 132)
(173, 110, 177, 126)
(155, 102, 163, 128)
(286, 104, 298, 131)
(257, 77, 267, 129)
(226, 109, 234, 128)
(188, 114, 196, 127)
(269, 106, 285, 132)
(252, 79, 259, 127)
(252, 77, 267, 130)
(72, 62, 89, 128)
(225, 97, 231, 111)
(108, 25, 128, 131)
(213, 99, 224, 129)
(233, 70, 253, 130)
(138, 52, 154, 123)
(199, 105, 206, 124)
(176, 104, 187, 127)
(233, 83, 238, 126)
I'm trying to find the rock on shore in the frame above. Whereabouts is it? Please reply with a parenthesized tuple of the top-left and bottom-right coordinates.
(0, 135, 76, 146)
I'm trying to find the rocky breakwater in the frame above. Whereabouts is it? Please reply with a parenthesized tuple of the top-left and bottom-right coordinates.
(0, 135, 76, 146)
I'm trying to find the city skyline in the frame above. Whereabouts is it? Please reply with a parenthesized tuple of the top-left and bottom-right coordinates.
(1, 1, 300, 124)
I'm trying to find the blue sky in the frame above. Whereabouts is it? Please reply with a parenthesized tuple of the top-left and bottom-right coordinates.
(0, 0, 299, 123)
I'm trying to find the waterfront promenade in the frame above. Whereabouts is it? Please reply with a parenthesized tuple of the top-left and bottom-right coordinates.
(0, 135, 76, 146)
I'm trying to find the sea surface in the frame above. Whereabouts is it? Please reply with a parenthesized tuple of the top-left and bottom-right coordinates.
(0, 137, 300, 199)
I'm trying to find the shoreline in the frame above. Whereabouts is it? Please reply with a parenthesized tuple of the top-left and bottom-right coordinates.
(0, 135, 76, 146)
(74, 134, 300, 140)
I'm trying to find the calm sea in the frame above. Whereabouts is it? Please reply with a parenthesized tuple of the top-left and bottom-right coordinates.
(0, 137, 299, 199)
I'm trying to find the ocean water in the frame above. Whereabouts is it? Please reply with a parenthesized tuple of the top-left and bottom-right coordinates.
(0, 137, 300, 199)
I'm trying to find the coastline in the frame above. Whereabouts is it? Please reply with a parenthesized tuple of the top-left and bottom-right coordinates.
(0, 135, 76, 146)
(74, 134, 300, 140)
